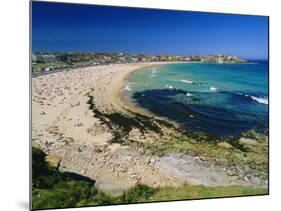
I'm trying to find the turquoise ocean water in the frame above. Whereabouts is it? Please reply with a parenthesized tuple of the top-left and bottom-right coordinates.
(126, 62, 269, 137)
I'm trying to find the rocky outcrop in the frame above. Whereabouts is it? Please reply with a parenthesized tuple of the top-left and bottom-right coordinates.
(217, 142, 233, 149)
(45, 155, 61, 170)
(239, 138, 258, 146)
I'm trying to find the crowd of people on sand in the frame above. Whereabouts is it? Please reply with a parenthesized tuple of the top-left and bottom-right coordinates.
(32, 63, 182, 194)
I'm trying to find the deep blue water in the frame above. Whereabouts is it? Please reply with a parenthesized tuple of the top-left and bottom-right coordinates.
(126, 61, 268, 137)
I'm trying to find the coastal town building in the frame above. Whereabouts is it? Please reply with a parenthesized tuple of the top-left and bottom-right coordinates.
(31, 52, 246, 75)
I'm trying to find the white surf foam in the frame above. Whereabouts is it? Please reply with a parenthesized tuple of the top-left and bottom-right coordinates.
(250, 96, 268, 105)
(180, 79, 193, 84)
(236, 92, 268, 105)
(124, 84, 131, 91)
(165, 85, 173, 89)
(210, 86, 217, 91)
(150, 68, 157, 77)
(152, 67, 157, 73)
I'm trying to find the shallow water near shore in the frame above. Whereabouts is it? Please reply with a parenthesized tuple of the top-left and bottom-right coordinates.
(126, 61, 269, 137)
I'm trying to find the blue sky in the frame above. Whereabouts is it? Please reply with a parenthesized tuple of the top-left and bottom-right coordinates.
(32, 1, 268, 60)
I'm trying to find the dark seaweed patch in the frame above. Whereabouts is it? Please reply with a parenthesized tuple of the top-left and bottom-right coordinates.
(86, 92, 166, 144)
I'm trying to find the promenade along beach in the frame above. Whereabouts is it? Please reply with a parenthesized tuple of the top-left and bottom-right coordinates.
(32, 61, 268, 196)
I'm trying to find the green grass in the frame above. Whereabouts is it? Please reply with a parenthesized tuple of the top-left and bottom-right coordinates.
(151, 185, 268, 201)
(32, 146, 268, 210)
(32, 147, 101, 209)
(118, 184, 159, 203)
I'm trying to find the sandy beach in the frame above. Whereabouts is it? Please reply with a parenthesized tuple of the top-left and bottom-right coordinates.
(32, 62, 180, 194)
(32, 62, 267, 196)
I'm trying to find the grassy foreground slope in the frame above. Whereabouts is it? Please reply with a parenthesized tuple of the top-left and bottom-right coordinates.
(32, 147, 268, 210)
